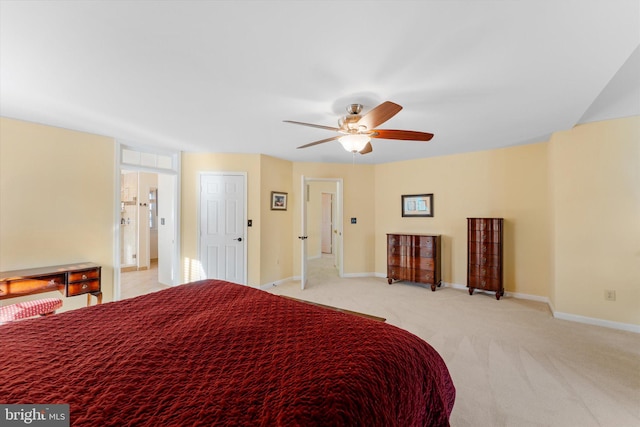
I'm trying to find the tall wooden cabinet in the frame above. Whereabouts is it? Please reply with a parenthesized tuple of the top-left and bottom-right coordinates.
(387, 233, 441, 291)
(467, 218, 504, 300)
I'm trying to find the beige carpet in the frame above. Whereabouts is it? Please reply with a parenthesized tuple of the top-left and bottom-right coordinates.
(267, 257, 640, 427)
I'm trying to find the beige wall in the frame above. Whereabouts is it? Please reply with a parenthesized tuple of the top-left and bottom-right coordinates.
(0, 118, 115, 312)
(374, 141, 552, 298)
(259, 155, 293, 285)
(549, 117, 640, 325)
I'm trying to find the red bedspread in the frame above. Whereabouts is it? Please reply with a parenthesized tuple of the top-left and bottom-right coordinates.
(0, 280, 455, 426)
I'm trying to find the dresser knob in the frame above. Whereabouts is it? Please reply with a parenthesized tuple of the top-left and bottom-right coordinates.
(82, 283, 88, 290)
(82, 274, 87, 280)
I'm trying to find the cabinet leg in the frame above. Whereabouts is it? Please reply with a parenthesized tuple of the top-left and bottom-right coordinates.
(387, 278, 393, 285)
(430, 284, 436, 292)
(468, 287, 474, 295)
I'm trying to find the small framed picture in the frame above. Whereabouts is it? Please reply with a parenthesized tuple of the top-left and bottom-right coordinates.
(402, 194, 433, 217)
(271, 191, 288, 210)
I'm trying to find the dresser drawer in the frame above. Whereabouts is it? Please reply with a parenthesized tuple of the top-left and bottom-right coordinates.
(0, 274, 65, 299)
(469, 230, 502, 243)
(407, 257, 435, 271)
(387, 254, 405, 267)
(414, 235, 435, 248)
(67, 279, 100, 296)
(468, 242, 501, 255)
(469, 218, 502, 231)
(469, 265, 500, 278)
(413, 269, 436, 284)
(468, 275, 501, 290)
(387, 266, 404, 280)
(388, 234, 399, 246)
(468, 253, 500, 267)
(69, 268, 100, 282)
(408, 246, 434, 258)
(388, 245, 404, 256)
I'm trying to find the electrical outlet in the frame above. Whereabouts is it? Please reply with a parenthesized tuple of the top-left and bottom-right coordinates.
(604, 290, 616, 301)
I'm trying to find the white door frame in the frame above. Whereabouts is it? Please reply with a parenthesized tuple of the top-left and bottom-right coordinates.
(197, 171, 248, 284)
(301, 177, 343, 290)
(114, 143, 181, 300)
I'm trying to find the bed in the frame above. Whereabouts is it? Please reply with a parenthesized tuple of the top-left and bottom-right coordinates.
(0, 279, 455, 426)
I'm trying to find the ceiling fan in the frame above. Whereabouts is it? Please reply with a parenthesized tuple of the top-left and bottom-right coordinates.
(283, 101, 434, 155)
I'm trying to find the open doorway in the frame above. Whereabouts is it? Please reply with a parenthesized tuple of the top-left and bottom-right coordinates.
(119, 171, 167, 299)
(303, 179, 342, 285)
(115, 145, 180, 301)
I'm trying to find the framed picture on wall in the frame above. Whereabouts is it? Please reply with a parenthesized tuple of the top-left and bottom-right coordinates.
(271, 191, 288, 210)
(402, 194, 433, 217)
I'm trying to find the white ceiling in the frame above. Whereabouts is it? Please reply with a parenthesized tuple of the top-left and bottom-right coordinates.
(1, 1, 638, 164)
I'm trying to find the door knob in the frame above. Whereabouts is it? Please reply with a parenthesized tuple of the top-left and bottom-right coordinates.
(234, 237, 243, 242)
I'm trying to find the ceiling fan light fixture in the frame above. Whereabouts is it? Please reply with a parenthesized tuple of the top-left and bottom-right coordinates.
(338, 134, 370, 153)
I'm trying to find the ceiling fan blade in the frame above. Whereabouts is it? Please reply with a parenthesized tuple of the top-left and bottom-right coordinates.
(283, 120, 341, 132)
(359, 142, 373, 154)
(357, 101, 402, 130)
(297, 135, 340, 149)
(371, 129, 434, 141)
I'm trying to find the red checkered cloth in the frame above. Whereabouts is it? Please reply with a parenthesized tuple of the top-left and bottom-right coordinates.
(0, 298, 63, 323)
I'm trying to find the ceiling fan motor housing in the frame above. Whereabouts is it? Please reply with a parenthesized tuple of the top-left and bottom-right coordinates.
(346, 104, 363, 115)
(339, 104, 364, 131)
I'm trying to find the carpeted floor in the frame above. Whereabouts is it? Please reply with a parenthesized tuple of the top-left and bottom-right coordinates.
(266, 257, 640, 427)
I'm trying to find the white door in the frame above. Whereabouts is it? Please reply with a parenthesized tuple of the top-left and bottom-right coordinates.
(158, 174, 176, 285)
(200, 174, 246, 284)
(300, 175, 308, 289)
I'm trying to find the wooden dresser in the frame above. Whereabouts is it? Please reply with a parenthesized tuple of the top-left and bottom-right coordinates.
(0, 262, 102, 306)
(387, 233, 441, 291)
(467, 218, 504, 299)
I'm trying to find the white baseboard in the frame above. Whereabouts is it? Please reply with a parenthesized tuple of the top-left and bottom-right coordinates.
(441, 281, 638, 333)
(551, 311, 640, 333)
(264, 273, 639, 333)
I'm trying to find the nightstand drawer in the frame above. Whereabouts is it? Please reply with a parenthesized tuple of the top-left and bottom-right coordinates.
(67, 279, 100, 296)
